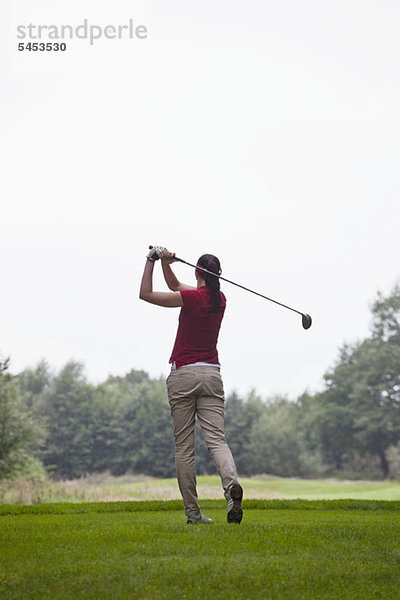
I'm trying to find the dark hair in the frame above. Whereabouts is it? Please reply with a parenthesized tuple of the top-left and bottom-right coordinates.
(196, 254, 222, 313)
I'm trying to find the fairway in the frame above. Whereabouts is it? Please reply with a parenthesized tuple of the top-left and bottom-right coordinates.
(1, 500, 400, 600)
(3, 474, 400, 505)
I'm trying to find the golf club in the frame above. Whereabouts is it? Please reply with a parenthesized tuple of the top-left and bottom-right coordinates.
(149, 246, 312, 329)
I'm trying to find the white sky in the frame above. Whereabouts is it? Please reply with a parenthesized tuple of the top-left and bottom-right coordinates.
(1, 0, 399, 399)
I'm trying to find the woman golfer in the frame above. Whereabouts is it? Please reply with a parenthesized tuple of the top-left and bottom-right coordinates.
(140, 246, 243, 524)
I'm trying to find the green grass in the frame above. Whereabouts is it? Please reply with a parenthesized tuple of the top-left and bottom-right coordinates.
(237, 475, 400, 500)
(2, 474, 400, 505)
(1, 500, 400, 599)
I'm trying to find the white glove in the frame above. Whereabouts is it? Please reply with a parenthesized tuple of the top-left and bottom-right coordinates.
(147, 246, 169, 261)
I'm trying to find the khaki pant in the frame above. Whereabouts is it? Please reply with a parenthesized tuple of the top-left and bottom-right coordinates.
(166, 365, 238, 517)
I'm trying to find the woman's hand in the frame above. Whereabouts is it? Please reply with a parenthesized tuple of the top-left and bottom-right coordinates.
(161, 251, 177, 264)
(147, 246, 177, 263)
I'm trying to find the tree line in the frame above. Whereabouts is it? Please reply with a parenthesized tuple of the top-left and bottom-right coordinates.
(1, 283, 400, 481)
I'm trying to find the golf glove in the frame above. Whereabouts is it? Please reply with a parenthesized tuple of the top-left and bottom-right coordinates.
(147, 246, 169, 261)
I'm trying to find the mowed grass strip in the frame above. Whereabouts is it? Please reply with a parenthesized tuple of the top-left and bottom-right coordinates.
(1, 502, 400, 600)
(1, 498, 400, 516)
(2, 475, 400, 505)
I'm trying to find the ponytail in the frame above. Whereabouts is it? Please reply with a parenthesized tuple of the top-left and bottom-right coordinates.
(196, 254, 222, 313)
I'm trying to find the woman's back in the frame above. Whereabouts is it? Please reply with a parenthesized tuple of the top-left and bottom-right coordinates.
(170, 287, 226, 369)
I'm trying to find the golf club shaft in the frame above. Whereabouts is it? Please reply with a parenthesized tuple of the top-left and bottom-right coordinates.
(176, 257, 304, 317)
(149, 246, 305, 318)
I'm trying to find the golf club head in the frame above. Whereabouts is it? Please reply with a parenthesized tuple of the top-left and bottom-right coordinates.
(302, 313, 312, 330)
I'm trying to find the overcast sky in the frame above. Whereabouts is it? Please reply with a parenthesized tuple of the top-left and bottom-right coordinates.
(1, 0, 399, 399)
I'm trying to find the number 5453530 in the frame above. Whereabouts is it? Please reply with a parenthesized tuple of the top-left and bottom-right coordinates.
(18, 42, 67, 51)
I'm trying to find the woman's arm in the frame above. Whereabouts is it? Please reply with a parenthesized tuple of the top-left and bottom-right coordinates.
(161, 252, 196, 292)
(139, 259, 183, 307)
